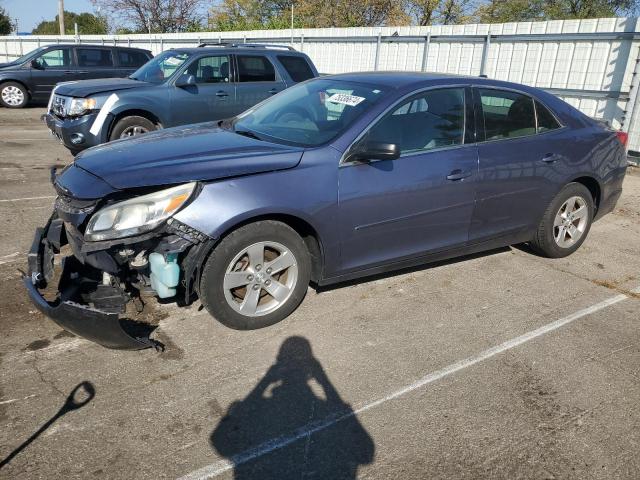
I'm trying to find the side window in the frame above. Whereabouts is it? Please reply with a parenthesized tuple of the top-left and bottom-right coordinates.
(184, 55, 230, 84)
(237, 55, 276, 82)
(77, 48, 114, 67)
(35, 49, 71, 68)
(535, 100, 561, 133)
(118, 50, 149, 68)
(366, 88, 465, 155)
(277, 55, 314, 82)
(479, 89, 536, 140)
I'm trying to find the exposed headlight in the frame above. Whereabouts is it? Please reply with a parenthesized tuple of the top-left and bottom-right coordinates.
(67, 97, 98, 116)
(85, 183, 197, 241)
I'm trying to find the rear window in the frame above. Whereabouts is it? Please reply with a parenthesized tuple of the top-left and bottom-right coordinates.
(277, 55, 314, 82)
(77, 48, 113, 67)
(237, 55, 276, 82)
(479, 89, 536, 140)
(118, 50, 149, 68)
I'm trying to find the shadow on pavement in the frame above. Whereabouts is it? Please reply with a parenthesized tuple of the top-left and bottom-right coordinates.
(0, 381, 95, 469)
(211, 336, 374, 479)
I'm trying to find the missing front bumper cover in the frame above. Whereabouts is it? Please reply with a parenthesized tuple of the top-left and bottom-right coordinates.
(24, 224, 159, 350)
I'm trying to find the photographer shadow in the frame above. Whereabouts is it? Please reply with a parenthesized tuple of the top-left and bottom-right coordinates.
(211, 336, 374, 479)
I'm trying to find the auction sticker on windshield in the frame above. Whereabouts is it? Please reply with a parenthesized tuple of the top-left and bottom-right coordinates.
(326, 93, 366, 107)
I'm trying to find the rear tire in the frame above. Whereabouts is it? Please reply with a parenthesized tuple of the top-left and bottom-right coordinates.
(200, 221, 311, 330)
(530, 182, 594, 258)
(0, 82, 28, 108)
(109, 116, 156, 141)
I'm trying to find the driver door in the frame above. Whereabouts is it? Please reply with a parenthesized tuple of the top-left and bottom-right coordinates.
(170, 54, 236, 125)
(337, 87, 478, 273)
(31, 47, 78, 98)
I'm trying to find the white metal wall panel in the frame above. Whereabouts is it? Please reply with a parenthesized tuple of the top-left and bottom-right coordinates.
(1, 18, 640, 150)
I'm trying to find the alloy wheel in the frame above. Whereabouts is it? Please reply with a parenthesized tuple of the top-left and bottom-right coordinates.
(553, 196, 588, 248)
(119, 125, 149, 138)
(223, 241, 299, 317)
(1, 86, 25, 106)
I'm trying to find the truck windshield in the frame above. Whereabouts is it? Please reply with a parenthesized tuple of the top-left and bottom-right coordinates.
(129, 51, 190, 84)
(232, 79, 387, 147)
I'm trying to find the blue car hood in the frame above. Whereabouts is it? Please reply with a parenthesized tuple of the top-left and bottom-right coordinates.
(54, 78, 150, 97)
(73, 122, 304, 190)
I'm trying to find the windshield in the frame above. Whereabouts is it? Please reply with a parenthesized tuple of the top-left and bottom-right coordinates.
(5, 46, 49, 65)
(129, 50, 190, 84)
(232, 79, 388, 147)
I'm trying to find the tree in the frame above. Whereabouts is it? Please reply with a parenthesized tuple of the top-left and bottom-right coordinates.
(32, 11, 108, 34)
(209, 0, 408, 30)
(0, 6, 12, 35)
(474, 0, 638, 22)
(91, 0, 207, 33)
(405, 0, 472, 26)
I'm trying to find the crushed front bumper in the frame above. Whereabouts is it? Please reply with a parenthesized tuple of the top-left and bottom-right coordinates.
(24, 223, 157, 350)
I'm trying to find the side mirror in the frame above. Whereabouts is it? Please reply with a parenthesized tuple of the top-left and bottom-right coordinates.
(175, 74, 196, 88)
(348, 140, 400, 163)
(30, 59, 44, 70)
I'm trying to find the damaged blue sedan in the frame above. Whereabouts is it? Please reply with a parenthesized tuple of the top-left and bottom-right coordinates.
(25, 73, 628, 349)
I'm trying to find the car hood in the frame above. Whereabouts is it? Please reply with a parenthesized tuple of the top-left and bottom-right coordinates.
(73, 122, 304, 190)
(54, 78, 150, 97)
(0, 61, 19, 70)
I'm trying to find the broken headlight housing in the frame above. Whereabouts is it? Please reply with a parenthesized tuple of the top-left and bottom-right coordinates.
(85, 183, 197, 241)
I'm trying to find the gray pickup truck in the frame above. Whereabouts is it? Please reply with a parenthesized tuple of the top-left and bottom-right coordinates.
(43, 43, 318, 154)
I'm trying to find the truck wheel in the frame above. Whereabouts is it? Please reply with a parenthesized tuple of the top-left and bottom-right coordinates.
(199, 221, 311, 330)
(530, 182, 594, 258)
(109, 116, 156, 141)
(0, 82, 28, 108)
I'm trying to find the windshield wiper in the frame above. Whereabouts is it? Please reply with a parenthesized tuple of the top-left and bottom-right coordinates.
(234, 129, 263, 141)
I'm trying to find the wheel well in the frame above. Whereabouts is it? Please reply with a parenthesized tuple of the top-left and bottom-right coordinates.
(216, 214, 324, 283)
(109, 109, 162, 138)
(571, 176, 601, 211)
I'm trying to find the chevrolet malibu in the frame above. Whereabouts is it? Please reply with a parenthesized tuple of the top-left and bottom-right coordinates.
(25, 73, 628, 350)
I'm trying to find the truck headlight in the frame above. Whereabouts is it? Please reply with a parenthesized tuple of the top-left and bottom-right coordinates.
(67, 97, 98, 116)
(85, 183, 197, 241)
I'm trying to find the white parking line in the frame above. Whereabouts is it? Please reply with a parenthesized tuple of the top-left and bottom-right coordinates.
(178, 287, 639, 480)
(0, 195, 56, 203)
(0, 252, 21, 265)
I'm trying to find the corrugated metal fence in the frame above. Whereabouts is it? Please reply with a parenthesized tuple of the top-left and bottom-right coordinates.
(2, 17, 640, 154)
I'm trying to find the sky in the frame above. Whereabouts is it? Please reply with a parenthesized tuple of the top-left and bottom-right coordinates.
(3, 0, 96, 32)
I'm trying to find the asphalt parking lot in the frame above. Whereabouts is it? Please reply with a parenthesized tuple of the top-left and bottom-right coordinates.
(1, 107, 639, 480)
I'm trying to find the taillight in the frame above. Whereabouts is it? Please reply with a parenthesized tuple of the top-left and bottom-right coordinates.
(615, 131, 628, 148)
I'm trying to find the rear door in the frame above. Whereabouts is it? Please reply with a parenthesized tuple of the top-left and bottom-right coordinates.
(75, 47, 117, 79)
(470, 87, 565, 242)
(30, 47, 77, 97)
(170, 54, 236, 125)
(233, 54, 286, 114)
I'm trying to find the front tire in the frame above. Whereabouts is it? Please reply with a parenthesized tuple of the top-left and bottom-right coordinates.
(0, 82, 28, 108)
(199, 221, 311, 330)
(530, 182, 594, 258)
(109, 115, 156, 141)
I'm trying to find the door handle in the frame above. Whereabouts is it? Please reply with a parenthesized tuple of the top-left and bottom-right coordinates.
(541, 153, 560, 164)
(216, 91, 229, 98)
(268, 88, 279, 95)
(446, 169, 472, 181)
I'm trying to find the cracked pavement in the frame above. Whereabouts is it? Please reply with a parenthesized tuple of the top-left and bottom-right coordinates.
(1, 108, 639, 479)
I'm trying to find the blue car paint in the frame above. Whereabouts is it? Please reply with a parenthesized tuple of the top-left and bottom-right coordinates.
(55, 72, 627, 285)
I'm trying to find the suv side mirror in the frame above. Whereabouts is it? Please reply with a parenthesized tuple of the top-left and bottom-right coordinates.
(176, 74, 196, 88)
(30, 59, 44, 70)
(348, 140, 400, 163)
